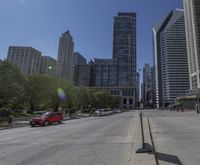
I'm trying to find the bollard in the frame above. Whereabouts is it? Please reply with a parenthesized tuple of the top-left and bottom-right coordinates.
(140, 112, 145, 149)
(136, 112, 153, 153)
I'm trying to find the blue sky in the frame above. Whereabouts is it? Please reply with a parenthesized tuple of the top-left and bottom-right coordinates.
(0, 0, 182, 71)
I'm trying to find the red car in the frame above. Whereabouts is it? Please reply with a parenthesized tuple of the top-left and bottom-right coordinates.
(30, 112, 64, 127)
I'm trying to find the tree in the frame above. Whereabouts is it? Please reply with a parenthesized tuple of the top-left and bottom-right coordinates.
(25, 75, 49, 113)
(109, 96, 121, 109)
(95, 91, 111, 108)
(0, 61, 25, 109)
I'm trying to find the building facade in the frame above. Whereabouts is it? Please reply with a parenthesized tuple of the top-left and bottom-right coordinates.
(7, 46, 41, 75)
(93, 58, 118, 87)
(57, 31, 74, 81)
(113, 12, 137, 87)
(142, 64, 153, 106)
(153, 9, 190, 107)
(73, 64, 92, 87)
(73, 52, 87, 65)
(183, 0, 200, 90)
(40, 56, 57, 77)
(113, 12, 137, 108)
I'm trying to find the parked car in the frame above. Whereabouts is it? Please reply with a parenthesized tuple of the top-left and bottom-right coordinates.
(94, 109, 113, 116)
(30, 112, 63, 127)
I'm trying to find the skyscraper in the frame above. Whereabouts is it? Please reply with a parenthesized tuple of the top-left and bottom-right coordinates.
(7, 46, 41, 75)
(113, 12, 136, 87)
(57, 31, 74, 81)
(153, 9, 190, 108)
(142, 64, 153, 106)
(183, 0, 200, 90)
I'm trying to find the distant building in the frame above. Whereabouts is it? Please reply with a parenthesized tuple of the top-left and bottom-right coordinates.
(113, 12, 137, 87)
(57, 31, 74, 81)
(136, 72, 140, 106)
(112, 12, 137, 108)
(40, 56, 57, 77)
(141, 83, 144, 102)
(153, 9, 190, 108)
(142, 64, 153, 106)
(74, 12, 137, 109)
(7, 46, 41, 75)
(93, 58, 118, 87)
(183, 0, 200, 90)
(74, 63, 93, 87)
(73, 52, 87, 65)
(72, 52, 87, 85)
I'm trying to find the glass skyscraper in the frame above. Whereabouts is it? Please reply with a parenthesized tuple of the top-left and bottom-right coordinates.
(113, 12, 136, 87)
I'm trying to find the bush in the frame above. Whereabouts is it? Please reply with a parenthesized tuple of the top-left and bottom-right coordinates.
(0, 107, 12, 118)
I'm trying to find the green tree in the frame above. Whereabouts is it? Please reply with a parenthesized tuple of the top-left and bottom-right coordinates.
(25, 75, 49, 113)
(109, 96, 121, 109)
(95, 91, 111, 108)
(0, 61, 25, 109)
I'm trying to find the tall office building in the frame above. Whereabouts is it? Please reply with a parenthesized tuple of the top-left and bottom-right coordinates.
(113, 12, 136, 87)
(136, 72, 140, 106)
(73, 52, 87, 65)
(57, 31, 74, 81)
(183, 0, 200, 90)
(7, 46, 41, 75)
(112, 12, 137, 108)
(142, 64, 153, 105)
(153, 9, 190, 107)
(40, 56, 57, 77)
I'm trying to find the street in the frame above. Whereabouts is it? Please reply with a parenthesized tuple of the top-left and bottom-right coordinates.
(0, 111, 138, 165)
(144, 110, 200, 165)
(2, 110, 200, 165)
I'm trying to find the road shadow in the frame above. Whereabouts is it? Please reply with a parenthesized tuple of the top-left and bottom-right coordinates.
(149, 152, 183, 165)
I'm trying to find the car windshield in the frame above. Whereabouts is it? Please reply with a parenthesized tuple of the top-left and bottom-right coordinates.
(41, 112, 51, 117)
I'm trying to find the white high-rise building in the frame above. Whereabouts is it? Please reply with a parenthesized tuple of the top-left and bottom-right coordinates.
(153, 9, 190, 107)
(183, 0, 200, 90)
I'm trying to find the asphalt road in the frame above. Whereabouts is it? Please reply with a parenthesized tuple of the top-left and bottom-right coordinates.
(0, 111, 139, 165)
(143, 110, 200, 165)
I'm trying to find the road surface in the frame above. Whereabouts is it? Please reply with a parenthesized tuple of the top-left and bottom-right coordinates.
(144, 110, 200, 165)
(0, 111, 138, 165)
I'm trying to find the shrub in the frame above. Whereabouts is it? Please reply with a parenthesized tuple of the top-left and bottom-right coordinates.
(0, 107, 12, 118)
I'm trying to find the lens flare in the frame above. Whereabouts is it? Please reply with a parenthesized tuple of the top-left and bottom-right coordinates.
(57, 88, 67, 102)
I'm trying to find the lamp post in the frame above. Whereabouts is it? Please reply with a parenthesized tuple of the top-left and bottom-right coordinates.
(196, 89, 200, 113)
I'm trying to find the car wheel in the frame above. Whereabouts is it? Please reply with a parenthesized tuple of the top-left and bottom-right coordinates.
(31, 124, 35, 127)
(58, 120, 63, 124)
(44, 121, 49, 126)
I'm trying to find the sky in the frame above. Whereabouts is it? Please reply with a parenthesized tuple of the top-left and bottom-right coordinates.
(0, 0, 183, 72)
